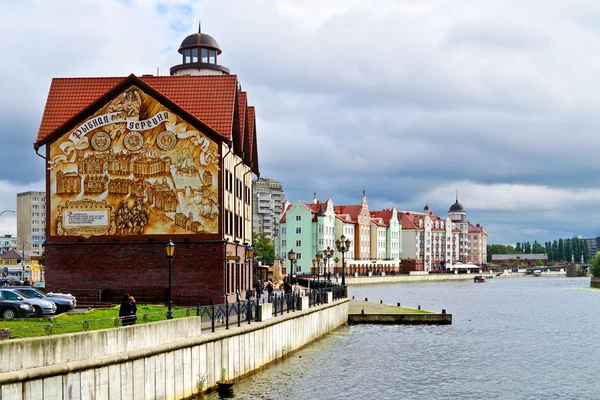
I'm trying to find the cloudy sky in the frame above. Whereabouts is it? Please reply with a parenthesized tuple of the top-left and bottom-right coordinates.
(1, 0, 599, 245)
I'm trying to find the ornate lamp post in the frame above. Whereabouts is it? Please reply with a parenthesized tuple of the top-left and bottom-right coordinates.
(315, 252, 322, 283)
(165, 239, 175, 319)
(287, 249, 296, 284)
(245, 244, 254, 283)
(335, 235, 352, 288)
(322, 246, 334, 282)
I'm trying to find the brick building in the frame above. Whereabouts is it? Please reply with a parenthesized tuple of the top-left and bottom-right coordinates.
(34, 27, 259, 304)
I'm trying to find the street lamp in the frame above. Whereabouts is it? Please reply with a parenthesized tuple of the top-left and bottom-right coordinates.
(322, 247, 334, 282)
(165, 239, 175, 319)
(245, 244, 254, 284)
(335, 234, 352, 288)
(315, 252, 322, 283)
(287, 249, 296, 284)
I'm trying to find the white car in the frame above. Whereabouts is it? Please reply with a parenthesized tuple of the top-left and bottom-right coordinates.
(0, 288, 57, 317)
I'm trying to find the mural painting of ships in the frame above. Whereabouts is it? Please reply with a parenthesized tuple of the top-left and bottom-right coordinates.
(49, 86, 220, 237)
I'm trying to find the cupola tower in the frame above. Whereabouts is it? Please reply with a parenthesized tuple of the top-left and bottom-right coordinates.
(170, 23, 230, 76)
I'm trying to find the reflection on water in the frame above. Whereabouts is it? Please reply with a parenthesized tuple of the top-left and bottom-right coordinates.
(203, 277, 600, 400)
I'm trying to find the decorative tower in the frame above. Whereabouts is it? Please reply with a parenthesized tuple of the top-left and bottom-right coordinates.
(448, 191, 468, 263)
(170, 23, 230, 76)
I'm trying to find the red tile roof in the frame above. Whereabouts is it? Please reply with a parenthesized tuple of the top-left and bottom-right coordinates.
(237, 92, 247, 158)
(247, 106, 259, 175)
(334, 205, 362, 220)
(371, 217, 387, 227)
(398, 212, 423, 230)
(370, 209, 395, 226)
(335, 214, 356, 224)
(468, 222, 485, 233)
(36, 74, 239, 145)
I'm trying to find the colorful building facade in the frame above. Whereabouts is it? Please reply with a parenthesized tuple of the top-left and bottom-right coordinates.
(34, 27, 259, 304)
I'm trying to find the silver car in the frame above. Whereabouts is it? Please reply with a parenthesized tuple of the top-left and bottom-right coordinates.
(0, 288, 57, 317)
(7, 287, 76, 313)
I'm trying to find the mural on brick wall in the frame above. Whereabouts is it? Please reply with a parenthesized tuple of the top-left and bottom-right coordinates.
(48, 85, 220, 238)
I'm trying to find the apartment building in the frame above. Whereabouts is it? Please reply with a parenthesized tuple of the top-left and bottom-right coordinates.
(252, 178, 284, 250)
(0, 235, 17, 254)
(17, 191, 46, 256)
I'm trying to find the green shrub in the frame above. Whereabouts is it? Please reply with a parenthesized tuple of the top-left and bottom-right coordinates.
(590, 252, 600, 278)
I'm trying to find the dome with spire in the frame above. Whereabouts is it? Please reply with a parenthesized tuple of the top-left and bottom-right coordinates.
(178, 32, 222, 55)
(449, 199, 465, 213)
(170, 22, 230, 76)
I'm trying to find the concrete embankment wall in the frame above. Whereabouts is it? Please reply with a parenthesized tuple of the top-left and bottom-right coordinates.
(346, 273, 483, 285)
(344, 271, 567, 285)
(0, 299, 349, 400)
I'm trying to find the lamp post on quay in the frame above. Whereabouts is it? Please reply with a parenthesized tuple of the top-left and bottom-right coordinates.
(322, 247, 334, 282)
(335, 235, 352, 290)
(287, 250, 296, 284)
(245, 244, 254, 283)
(165, 239, 175, 319)
(315, 252, 322, 283)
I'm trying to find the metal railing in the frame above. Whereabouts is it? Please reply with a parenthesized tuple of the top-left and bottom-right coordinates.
(1, 285, 347, 339)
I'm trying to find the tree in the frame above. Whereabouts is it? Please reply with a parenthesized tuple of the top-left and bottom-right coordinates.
(252, 232, 275, 266)
(558, 239, 564, 261)
(589, 252, 600, 278)
(552, 240, 559, 262)
(532, 241, 545, 254)
(524, 242, 532, 254)
(515, 242, 522, 253)
(535, 259, 544, 266)
(565, 239, 572, 262)
(582, 240, 589, 263)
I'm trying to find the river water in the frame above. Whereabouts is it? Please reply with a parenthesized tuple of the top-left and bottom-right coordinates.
(204, 277, 600, 399)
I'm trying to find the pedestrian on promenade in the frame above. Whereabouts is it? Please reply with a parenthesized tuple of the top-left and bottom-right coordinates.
(266, 279, 274, 301)
(119, 293, 137, 326)
(255, 279, 264, 300)
(23, 278, 31, 286)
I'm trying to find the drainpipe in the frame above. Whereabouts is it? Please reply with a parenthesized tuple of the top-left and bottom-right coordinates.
(242, 165, 253, 244)
(232, 156, 244, 294)
(222, 141, 232, 300)
(33, 144, 47, 161)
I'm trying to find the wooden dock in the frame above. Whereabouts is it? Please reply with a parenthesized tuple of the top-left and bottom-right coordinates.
(348, 299, 452, 325)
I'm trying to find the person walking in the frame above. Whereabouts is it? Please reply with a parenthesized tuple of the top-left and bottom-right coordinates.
(254, 279, 263, 300)
(119, 293, 137, 326)
(266, 279, 274, 301)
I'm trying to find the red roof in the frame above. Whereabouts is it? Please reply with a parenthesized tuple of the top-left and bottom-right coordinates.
(335, 213, 356, 224)
(334, 205, 362, 220)
(247, 106, 259, 175)
(398, 212, 422, 230)
(36, 74, 239, 144)
(237, 91, 247, 157)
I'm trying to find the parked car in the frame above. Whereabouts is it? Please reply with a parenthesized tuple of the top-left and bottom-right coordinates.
(0, 299, 34, 320)
(33, 281, 45, 289)
(6, 287, 76, 313)
(0, 288, 57, 317)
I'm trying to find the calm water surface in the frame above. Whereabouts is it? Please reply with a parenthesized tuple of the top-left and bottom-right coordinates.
(204, 277, 600, 399)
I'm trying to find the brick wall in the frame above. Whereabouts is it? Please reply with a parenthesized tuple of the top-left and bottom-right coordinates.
(44, 241, 252, 306)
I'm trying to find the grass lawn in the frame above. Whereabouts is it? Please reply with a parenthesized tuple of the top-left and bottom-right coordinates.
(348, 300, 434, 315)
(0, 304, 203, 339)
